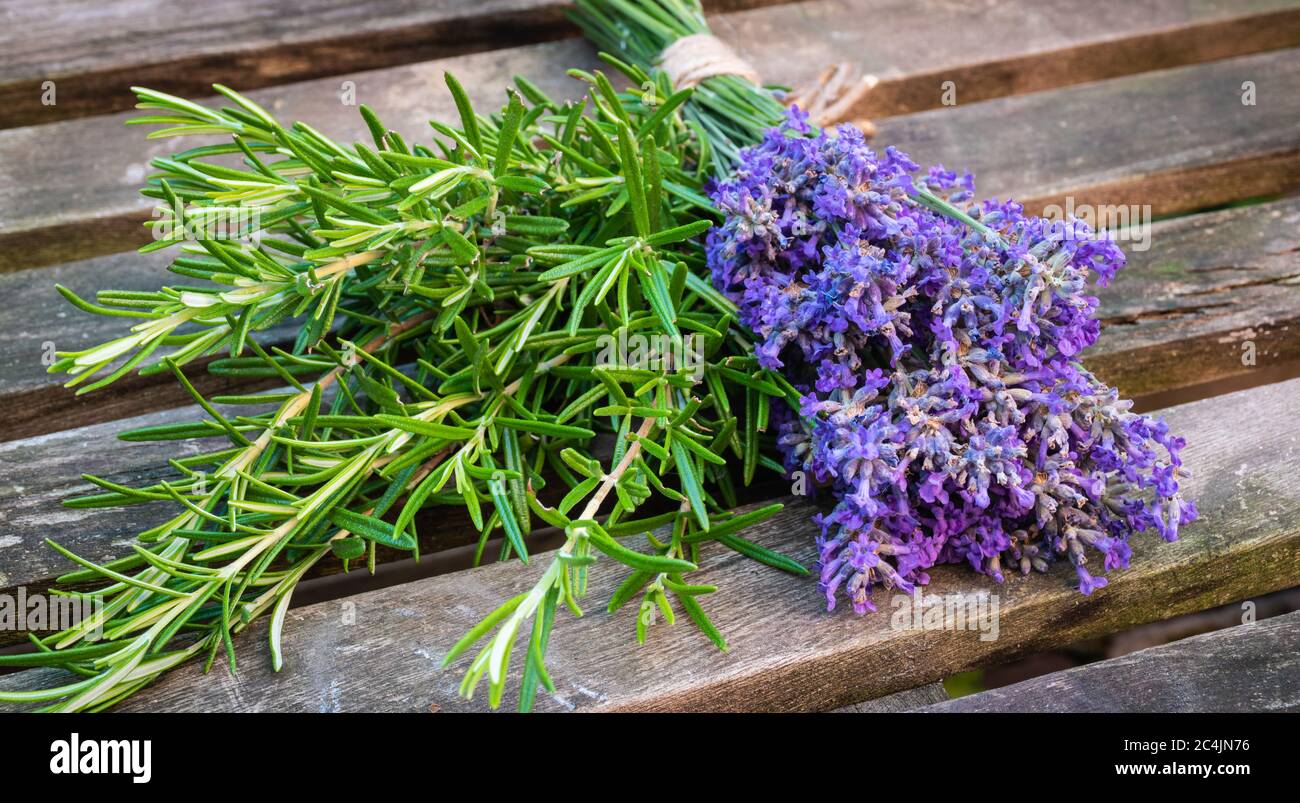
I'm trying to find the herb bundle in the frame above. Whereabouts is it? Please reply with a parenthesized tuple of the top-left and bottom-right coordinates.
(708, 117, 1197, 611)
(573, 0, 1196, 612)
(3, 73, 804, 711)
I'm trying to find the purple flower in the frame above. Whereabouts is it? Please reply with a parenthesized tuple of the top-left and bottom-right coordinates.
(708, 113, 1195, 612)
(1076, 565, 1109, 596)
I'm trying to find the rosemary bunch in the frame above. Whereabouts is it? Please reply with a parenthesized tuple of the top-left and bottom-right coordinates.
(4, 72, 803, 711)
(569, 0, 994, 232)
(569, 0, 787, 170)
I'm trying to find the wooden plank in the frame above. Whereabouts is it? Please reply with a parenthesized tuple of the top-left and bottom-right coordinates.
(925, 610, 1300, 712)
(3, 0, 1299, 270)
(1085, 196, 1300, 397)
(0, 406, 489, 646)
(851, 0, 1300, 120)
(0, 249, 287, 443)
(3, 376, 1287, 712)
(0, 0, 789, 128)
(6, 193, 1295, 444)
(1, 199, 1295, 641)
(878, 49, 1300, 220)
(0, 408, 205, 609)
(830, 682, 948, 712)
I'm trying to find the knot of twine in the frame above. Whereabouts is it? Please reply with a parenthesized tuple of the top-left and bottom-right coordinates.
(660, 33, 761, 89)
(659, 34, 877, 136)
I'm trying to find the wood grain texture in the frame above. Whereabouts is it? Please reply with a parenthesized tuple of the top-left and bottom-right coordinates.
(2, 195, 1295, 633)
(0, 249, 286, 443)
(925, 610, 1300, 712)
(0, 408, 207, 616)
(830, 682, 948, 712)
(6, 194, 1294, 444)
(1085, 196, 1300, 397)
(0, 0, 787, 128)
(850, 1, 1300, 120)
(3, 377, 1286, 712)
(0, 405, 486, 645)
(876, 48, 1300, 220)
(4, 1, 1300, 270)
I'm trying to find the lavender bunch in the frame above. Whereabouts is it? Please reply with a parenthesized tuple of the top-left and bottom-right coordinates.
(707, 113, 1197, 613)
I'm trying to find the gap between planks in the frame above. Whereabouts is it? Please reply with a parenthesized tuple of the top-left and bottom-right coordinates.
(1, 0, 1299, 270)
(924, 609, 1300, 713)
(2, 375, 1295, 711)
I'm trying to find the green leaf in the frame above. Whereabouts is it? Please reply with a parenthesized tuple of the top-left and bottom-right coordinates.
(373, 414, 477, 440)
(444, 72, 484, 155)
(714, 534, 808, 575)
(676, 590, 727, 652)
(645, 219, 712, 247)
(682, 503, 784, 544)
(607, 569, 655, 613)
(504, 215, 569, 236)
(495, 417, 594, 439)
(443, 226, 479, 264)
(330, 537, 367, 560)
(638, 257, 681, 342)
(494, 175, 548, 193)
(488, 476, 529, 563)
(269, 587, 294, 672)
(493, 90, 526, 178)
(616, 121, 649, 236)
(577, 521, 696, 574)
(329, 508, 417, 550)
(440, 593, 528, 668)
(537, 244, 622, 282)
(670, 438, 709, 532)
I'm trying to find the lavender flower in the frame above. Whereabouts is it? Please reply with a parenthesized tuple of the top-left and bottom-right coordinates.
(708, 113, 1196, 613)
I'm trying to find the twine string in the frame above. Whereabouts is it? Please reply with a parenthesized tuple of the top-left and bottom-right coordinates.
(659, 34, 878, 136)
(659, 33, 761, 89)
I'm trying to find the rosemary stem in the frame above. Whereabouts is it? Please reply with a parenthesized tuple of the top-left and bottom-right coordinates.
(313, 248, 384, 280)
(578, 415, 658, 522)
(220, 311, 433, 479)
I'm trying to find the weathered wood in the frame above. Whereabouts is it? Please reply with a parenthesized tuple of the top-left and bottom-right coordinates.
(2, 193, 1295, 635)
(878, 48, 1300, 221)
(0, 0, 786, 128)
(0, 405, 490, 645)
(6, 0, 1298, 129)
(925, 610, 1300, 712)
(1085, 196, 1300, 397)
(830, 682, 948, 712)
(4, 376, 1286, 712)
(4, 2, 1299, 270)
(0, 249, 288, 443)
(851, 0, 1300, 120)
(0, 409, 205, 624)
(4, 141, 1297, 445)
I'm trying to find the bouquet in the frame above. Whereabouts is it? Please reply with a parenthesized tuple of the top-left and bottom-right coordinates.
(0, 0, 1193, 713)
(570, 0, 1195, 613)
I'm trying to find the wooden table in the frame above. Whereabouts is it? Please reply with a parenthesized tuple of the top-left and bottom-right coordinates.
(1, 0, 1298, 712)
